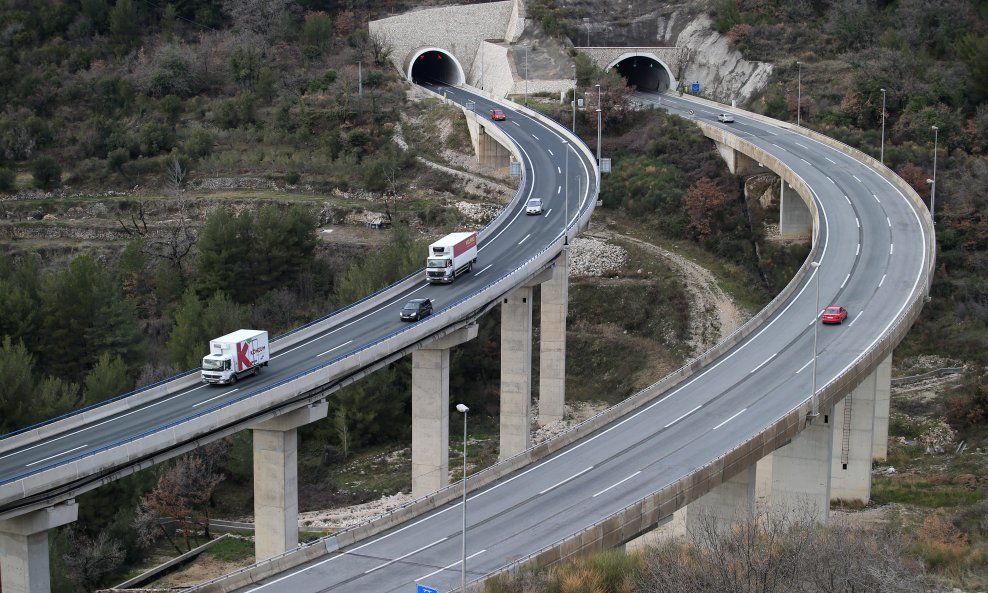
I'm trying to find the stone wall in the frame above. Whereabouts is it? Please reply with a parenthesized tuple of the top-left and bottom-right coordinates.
(370, 1, 519, 81)
(470, 41, 516, 98)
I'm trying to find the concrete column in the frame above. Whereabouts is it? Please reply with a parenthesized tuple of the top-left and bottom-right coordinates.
(779, 179, 812, 240)
(831, 370, 879, 503)
(714, 142, 763, 176)
(687, 464, 756, 533)
(0, 501, 78, 593)
(251, 401, 327, 561)
(412, 325, 479, 497)
(539, 249, 568, 425)
(755, 453, 773, 505)
(500, 286, 533, 459)
(770, 410, 833, 523)
(872, 354, 892, 461)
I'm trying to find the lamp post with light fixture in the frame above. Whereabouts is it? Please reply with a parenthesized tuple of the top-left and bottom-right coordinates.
(809, 261, 821, 420)
(879, 88, 886, 164)
(455, 403, 469, 592)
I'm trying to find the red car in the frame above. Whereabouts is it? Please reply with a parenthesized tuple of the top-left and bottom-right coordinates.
(490, 108, 506, 121)
(821, 305, 848, 324)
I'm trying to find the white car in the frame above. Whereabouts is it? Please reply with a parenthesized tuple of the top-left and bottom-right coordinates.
(526, 198, 544, 215)
(717, 113, 735, 123)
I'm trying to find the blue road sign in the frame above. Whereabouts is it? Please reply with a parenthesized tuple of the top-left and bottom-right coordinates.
(691, 82, 700, 93)
(417, 585, 439, 593)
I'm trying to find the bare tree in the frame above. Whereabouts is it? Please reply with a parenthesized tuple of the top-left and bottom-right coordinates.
(62, 529, 124, 593)
(164, 157, 186, 197)
(117, 199, 198, 268)
(369, 31, 393, 67)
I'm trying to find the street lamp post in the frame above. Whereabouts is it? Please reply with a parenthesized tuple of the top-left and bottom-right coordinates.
(879, 88, 886, 164)
(930, 125, 938, 224)
(563, 140, 569, 243)
(455, 403, 469, 592)
(796, 60, 802, 127)
(572, 65, 577, 133)
(595, 83, 602, 163)
(809, 261, 821, 420)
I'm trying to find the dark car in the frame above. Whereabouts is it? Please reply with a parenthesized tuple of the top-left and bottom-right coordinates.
(490, 108, 507, 121)
(400, 298, 433, 321)
(821, 305, 848, 324)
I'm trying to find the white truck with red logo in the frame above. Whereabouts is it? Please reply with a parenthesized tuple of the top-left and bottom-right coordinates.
(201, 329, 269, 385)
(426, 232, 478, 284)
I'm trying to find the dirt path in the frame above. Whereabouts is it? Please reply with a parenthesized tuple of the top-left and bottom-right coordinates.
(591, 230, 750, 355)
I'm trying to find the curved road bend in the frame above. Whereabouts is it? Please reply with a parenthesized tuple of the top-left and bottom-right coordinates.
(0, 86, 598, 514)
(220, 88, 930, 592)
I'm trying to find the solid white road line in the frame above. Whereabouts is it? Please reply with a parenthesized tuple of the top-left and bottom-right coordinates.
(664, 405, 702, 428)
(474, 264, 493, 276)
(518, 234, 531, 245)
(751, 353, 777, 374)
(26, 445, 88, 467)
(365, 538, 447, 574)
(193, 388, 239, 408)
(796, 359, 813, 374)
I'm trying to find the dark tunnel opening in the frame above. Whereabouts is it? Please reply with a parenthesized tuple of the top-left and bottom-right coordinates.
(409, 49, 465, 86)
(612, 56, 672, 92)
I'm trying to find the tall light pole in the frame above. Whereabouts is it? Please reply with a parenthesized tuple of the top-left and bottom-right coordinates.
(930, 125, 938, 224)
(796, 60, 802, 127)
(571, 65, 577, 133)
(358, 61, 362, 97)
(879, 88, 886, 164)
(562, 140, 569, 244)
(455, 403, 469, 592)
(595, 84, 602, 163)
(809, 261, 821, 420)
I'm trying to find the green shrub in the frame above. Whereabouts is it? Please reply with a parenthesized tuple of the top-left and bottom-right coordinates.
(184, 129, 214, 160)
(0, 167, 15, 191)
(137, 122, 175, 156)
(31, 156, 62, 189)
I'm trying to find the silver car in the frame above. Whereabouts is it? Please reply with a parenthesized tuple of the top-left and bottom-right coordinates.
(526, 198, 544, 215)
(717, 113, 735, 123)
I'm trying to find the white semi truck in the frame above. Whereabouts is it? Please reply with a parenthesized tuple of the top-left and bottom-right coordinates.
(201, 329, 269, 385)
(426, 232, 478, 284)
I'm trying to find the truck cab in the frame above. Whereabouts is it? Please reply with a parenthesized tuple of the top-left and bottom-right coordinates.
(201, 329, 269, 385)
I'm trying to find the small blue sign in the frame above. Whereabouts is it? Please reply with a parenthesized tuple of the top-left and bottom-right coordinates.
(691, 82, 700, 93)
(417, 586, 439, 593)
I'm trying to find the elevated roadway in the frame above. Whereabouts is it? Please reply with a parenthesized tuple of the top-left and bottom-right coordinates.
(191, 88, 932, 592)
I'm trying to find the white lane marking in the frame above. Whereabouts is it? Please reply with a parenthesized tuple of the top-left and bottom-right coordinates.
(852, 174, 862, 182)
(25, 445, 88, 467)
(557, 185, 561, 195)
(844, 195, 851, 204)
(544, 208, 552, 217)
(887, 217, 892, 228)
(416, 550, 487, 582)
(318, 284, 430, 341)
(890, 243, 894, 254)
(593, 471, 642, 497)
(795, 141, 809, 149)
(272, 334, 329, 359)
(557, 166, 561, 174)
(796, 359, 813, 374)
(474, 264, 493, 276)
(539, 466, 593, 495)
(856, 244, 860, 256)
(873, 193, 881, 203)
(318, 340, 353, 357)
(365, 538, 447, 574)
(547, 149, 554, 156)
(856, 218, 860, 229)
(841, 273, 850, 288)
(0, 385, 200, 462)
(664, 405, 702, 428)
(518, 234, 531, 245)
(765, 129, 777, 136)
(531, 134, 539, 140)
(827, 176, 835, 184)
(713, 408, 746, 430)
(849, 313, 862, 327)
(771, 142, 782, 148)
(193, 388, 240, 408)
(826, 157, 837, 164)
(800, 158, 811, 165)
(511, 121, 521, 127)
(751, 353, 777, 374)
(879, 274, 886, 287)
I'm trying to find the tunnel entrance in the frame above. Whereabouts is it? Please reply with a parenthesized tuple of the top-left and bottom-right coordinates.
(609, 54, 672, 92)
(408, 48, 465, 86)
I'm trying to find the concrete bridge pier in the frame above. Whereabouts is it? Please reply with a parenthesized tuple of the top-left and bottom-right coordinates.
(463, 111, 512, 173)
(411, 324, 480, 497)
(830, 354, 892, 503)
(538, 248, 569, 425)
(770, 410, 834, 523)
(686, 464, 756, 534)
(500, 286, 533, 459)
(780, 179, 813, 239)
(251, 401, 328, 561)
(714, 141, 764, 176)
(872, 354, 892, 461)
(0, 500, 78, 593)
